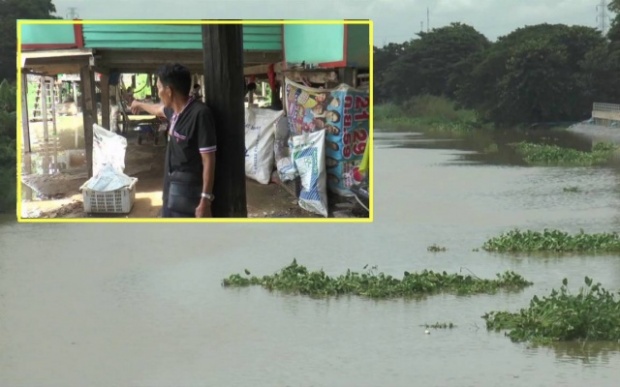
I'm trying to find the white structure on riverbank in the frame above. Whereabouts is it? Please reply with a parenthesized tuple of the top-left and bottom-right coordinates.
(566, 102, 620, 144)
(591, 102, 620, 127)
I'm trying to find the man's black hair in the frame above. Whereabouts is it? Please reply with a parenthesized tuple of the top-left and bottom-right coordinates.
(156, 63, 192, 96)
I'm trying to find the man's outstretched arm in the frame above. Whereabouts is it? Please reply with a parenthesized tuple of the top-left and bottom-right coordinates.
(130, 100, 166, 118)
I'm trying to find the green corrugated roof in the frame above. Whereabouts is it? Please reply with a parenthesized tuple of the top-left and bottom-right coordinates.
(83, 25, 282, 51)
(21, 24, 283, 52)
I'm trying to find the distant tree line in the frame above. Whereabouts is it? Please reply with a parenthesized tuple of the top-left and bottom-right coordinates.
(0, 80, 16, 212)
(0, 0, 59, 212)
(0, 0, 60, 82)
(375, 1, 620, 127)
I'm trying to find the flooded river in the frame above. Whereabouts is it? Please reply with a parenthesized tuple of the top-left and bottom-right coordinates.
(1, 128, 620, 386)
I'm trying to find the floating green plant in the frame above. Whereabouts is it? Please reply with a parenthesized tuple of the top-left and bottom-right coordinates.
(482, 229, 620, 253)
(427, 244, 447, 252)
(222, 260, 533, 299)
(513, 141, 617, 166)
(483, 277, 620, 344)
(422, 322, 456, 329)
(482, 143, 499, 154)
(562, 186, 580, 193)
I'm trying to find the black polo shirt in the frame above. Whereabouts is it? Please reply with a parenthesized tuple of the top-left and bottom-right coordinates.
(163, 99, 217, 176)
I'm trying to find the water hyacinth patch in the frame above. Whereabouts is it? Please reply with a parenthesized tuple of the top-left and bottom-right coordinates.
(482, 277, 620, 344)
(562, 186, 580, 193)
(222, 259, 533, 299)
(427, 244, 447, 252)
(482, 229, 620, 253)
(422, 322, 456, 329)
(513, 141, 617, 166)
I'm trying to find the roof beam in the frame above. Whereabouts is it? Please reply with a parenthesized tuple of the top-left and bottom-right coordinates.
(21, 49, 284, 76)
(280, 69, 339, 84)
(94, 49, 282, 70)
(243, 62, 340, 84)
(243, 62, 283, 76)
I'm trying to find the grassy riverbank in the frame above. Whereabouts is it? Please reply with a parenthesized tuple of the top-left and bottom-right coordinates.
(374, 95, 488, 134)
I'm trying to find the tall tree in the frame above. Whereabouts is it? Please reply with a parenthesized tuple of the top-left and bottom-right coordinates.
(374, 42, 410, 102)
(0, 80, 16, 213)
(0, 0, 60, 82)
(0, 79, 16, 139)
(609, 0, 620, 47)
(381, 23, 490, 101)
(580, 44, 620, 104)
(457, 24, 608, 126)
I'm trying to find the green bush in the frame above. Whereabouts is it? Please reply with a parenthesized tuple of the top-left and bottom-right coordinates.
(0, 79, 16, 213)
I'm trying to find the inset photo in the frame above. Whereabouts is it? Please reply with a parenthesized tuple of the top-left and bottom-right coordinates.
(15, 19, 373, 222)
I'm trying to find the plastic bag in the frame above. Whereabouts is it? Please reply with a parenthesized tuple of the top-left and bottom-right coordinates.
(85, 164, 134, 191)
(244, 107, 283, 184)
(92, 123, 127, 177)
(85, 124, 134, 192)
(291, 129, 328, 217)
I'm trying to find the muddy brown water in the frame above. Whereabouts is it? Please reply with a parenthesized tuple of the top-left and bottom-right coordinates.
(2, 128, 620, 387)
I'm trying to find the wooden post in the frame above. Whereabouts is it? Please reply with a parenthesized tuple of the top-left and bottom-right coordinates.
(72, 82, 78, 111)
(147, 73, 153, 98)
(200, 75, 205, 101)
(80, 65, 98, 178)
(21, 72, 31, 153)
(153, 74, 158, 99)
(117, 85, 129, 134)
(100, 73, 110, 130)
(50, 77, 58, 136)
(41, 77, 49, 142)
(281, 81, 286, 113)
(338, 67, 356, 86)
(23, 153, 33, 200)
(202, 24, 247, 218)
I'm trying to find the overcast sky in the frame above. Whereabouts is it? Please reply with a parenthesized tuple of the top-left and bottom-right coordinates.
(52, 0, 615, 46)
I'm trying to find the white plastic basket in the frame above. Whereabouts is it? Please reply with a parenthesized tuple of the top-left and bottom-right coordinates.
(80, 178, 138, 214)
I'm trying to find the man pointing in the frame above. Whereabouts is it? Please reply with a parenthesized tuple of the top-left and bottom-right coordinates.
(131, 63, 217, 218)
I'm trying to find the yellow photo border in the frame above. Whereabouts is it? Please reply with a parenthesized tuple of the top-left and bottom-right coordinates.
(16, 19, 374, 224)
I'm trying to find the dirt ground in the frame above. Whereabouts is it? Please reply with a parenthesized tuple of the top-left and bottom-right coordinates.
(20, 129, 339, 219)
(20, 114, 367, 219)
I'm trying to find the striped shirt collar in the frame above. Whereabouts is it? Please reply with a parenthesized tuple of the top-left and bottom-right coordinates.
(169, 96, 195, 134)
(171, 96, 195, 121)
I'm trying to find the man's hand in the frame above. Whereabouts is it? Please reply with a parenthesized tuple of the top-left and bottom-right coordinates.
(195, 199, 212, 218)
(130, 100, 142, 115)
